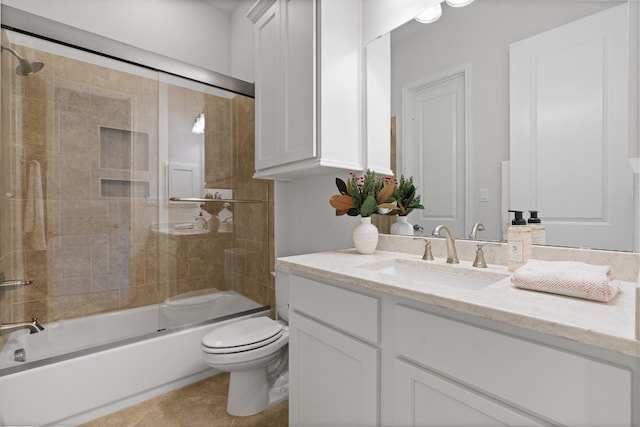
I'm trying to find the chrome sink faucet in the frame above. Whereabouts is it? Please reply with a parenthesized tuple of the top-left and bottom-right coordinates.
(0, 316, 45, 335)
(432, 225, 459, 264)
(469, 222, 485, 240)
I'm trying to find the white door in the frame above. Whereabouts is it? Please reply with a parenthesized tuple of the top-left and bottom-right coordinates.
(510, 4, 632, 251)
(403, 67, 468, 239)
(289, 311, 379, 427)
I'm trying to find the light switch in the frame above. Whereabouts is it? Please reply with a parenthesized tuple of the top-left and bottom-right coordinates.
(479, 188, 489, 202)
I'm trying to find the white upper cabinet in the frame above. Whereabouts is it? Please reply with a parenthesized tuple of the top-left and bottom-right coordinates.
(253, 2, 281, 169)
(248, 0, 366, 179)
(247, 0, 447, 180)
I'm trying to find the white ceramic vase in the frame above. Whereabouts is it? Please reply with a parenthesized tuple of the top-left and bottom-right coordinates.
(353, 216, 379, 254)
(390, 216, 414, 236)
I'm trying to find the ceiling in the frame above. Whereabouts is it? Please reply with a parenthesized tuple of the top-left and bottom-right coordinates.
(203, 0, 242, 14)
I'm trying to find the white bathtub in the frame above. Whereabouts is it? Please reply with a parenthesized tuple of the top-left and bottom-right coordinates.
(0, 290, 268, 426)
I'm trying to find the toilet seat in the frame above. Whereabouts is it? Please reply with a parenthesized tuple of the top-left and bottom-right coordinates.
(202, 317, 283, 354)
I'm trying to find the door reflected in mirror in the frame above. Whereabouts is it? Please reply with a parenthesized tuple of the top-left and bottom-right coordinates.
(388, 0, 638, 252)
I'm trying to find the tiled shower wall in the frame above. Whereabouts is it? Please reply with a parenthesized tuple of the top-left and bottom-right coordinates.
(0, 35, 273, 341)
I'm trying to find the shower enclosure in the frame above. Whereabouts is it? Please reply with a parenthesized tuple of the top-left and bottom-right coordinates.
(0, 6, 274, 367)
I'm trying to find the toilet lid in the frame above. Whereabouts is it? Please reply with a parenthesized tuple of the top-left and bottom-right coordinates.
(202, 317, 283, 349)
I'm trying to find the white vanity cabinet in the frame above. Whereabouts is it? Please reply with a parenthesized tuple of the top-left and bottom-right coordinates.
(392, 305, 632, 426)
(288, 274, 380, 426)
(284, 270, 637, 426)
(248, 0, 364, 179)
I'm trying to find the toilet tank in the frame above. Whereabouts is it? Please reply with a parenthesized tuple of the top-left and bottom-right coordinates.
(275, 272, 289, 321)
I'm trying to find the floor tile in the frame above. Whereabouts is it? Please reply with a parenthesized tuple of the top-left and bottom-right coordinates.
(82, 373, 288, 427)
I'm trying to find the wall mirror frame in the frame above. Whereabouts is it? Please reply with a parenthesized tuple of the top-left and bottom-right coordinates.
(376, 0, 640, 252)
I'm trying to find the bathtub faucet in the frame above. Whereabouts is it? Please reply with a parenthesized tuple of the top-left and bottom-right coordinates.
(0, 316, 45, 335)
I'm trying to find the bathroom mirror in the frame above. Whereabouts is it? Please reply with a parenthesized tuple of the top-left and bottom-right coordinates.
(385, 0, 638, 252)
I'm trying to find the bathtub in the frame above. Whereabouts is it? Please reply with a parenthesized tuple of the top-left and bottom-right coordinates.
(0, 290, 269, 426)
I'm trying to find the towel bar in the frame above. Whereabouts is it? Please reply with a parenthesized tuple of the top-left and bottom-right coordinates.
(0, 272, 33, 288)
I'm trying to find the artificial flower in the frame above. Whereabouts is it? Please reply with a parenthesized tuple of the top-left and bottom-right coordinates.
(329, 170, 398, 217)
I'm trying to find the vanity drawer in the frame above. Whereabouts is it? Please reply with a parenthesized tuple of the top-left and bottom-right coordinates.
(289, 275, 379, 344)
(394, 304, 631, 426)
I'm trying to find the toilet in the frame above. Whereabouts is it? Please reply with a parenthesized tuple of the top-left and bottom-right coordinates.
(201, 276, 289, 416)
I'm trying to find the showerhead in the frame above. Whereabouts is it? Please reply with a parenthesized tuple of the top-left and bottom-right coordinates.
(15, 58, 44, 76)
(1, 45, 44, 76)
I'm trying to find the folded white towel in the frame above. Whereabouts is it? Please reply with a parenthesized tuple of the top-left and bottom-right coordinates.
(511, 259, 619, 302)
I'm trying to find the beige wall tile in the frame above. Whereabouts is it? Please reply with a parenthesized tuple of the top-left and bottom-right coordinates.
(1, 42, 274, 335)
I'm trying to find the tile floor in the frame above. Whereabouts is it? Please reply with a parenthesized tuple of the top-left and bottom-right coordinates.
(82, 373, 288, 427)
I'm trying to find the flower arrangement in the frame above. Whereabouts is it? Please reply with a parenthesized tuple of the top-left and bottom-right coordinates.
(329, 170, 397, 217)
(391, 175, 424, 216)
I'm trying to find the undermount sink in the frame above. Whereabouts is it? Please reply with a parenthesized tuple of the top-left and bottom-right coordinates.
(359, 258, 509, 291)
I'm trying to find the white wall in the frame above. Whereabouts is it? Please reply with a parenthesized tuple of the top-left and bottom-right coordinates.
(2, 0, 254, 80)
(275, 175, 360, 258)
(230, 0, 256, 82)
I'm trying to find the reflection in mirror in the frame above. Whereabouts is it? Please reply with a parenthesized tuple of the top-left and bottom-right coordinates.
(388, 0, 638, 252)
(163, 74, 236, 203)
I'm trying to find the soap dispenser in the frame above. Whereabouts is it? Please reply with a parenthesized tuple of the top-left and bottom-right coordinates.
(527, 210, 546, 245)
(507, 210, 531, 272)
(194, 210, 209, 232)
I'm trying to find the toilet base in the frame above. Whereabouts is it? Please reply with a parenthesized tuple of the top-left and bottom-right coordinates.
(227, 368, 269, 416)
(268, 371, 289, 407)
(226, 369, 289, 417)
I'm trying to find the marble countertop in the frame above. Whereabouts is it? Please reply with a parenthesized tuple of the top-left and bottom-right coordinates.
(276, 249, 639, 357)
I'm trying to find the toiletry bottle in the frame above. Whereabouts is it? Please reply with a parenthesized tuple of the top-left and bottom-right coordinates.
(194, 211, 208, 231)
(507, 210, 532, 272)
(528, 210, 546, 245)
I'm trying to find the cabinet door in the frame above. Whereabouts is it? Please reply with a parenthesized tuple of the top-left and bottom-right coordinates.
(393, 359, 548, 427)
(281, 0, 315, 164)
(254, 1, 281, 170)
(289, 311, 379, 426)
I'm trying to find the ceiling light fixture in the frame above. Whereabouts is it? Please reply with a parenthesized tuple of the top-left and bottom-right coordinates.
(415, 3, 442, 24)
(445, 0, 475, 7)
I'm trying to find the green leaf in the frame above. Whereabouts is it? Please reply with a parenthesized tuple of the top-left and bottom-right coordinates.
(360, 195, 377, 217)
(405, 186, 415, 201)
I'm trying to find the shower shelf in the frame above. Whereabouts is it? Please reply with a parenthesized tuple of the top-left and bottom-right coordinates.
(169, 197, 263, 204)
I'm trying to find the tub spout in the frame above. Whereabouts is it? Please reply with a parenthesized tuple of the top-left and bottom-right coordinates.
(0, 316, 45, 335)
